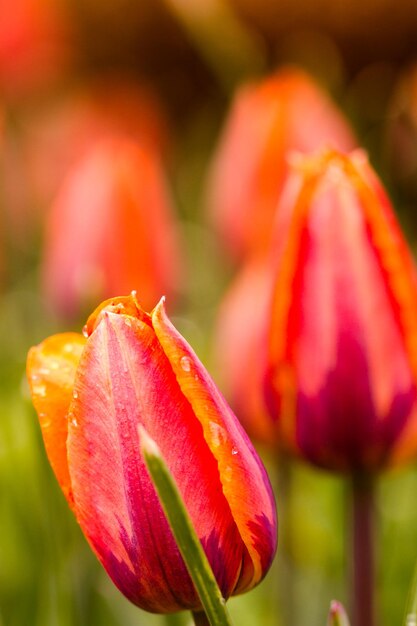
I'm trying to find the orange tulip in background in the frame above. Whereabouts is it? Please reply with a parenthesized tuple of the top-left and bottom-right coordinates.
(206, 67, 356, 261)
(41, 137, 182, 319)
(0, 0, 71, 97)
(1, 79, 169, 243)
(216, 148, 417, 472)
(26, 293, 277, 612)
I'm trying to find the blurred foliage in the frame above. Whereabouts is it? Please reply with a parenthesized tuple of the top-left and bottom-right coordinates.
(3, 1, 417, 626)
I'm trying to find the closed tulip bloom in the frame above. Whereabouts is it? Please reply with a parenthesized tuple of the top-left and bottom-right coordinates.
(207, 67, 356, 260)
(265, 148, 417, 471)
(41, 137, 182, 318)
(214, 257, 277, 443)
(0, 0, 70, 97)
(27, 294, 277, 612)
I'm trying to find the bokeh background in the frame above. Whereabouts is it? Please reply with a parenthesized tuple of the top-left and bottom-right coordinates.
(3, 1, 417, 625)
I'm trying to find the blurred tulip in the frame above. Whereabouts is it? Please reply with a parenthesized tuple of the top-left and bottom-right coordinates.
(0, 0, 71, 98)
(26, 293, 277, 612)
(0, 79, 169, 245)
(327, 600, 351, 626)
(207, 66, 356, 260)
(214, 256, 277, 443)
(217, 148, 417, 472)
(41, 136, 182, 319)
(22, 79, 169, 206)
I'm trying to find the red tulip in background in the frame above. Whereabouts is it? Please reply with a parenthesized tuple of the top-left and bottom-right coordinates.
(41, 137, 182, 318)
(22, 79, 169, 207)
(1, 79, 169, 246)
(207, 67, 356, 260)
(26, 293, 277, 612)
(217, 148, 417, 472)
(0, 0, 70, 97)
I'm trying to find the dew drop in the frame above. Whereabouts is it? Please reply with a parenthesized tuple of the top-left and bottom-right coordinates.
(73, 390, 78, 399)
(124, 318, 132, 328)
(71, 416, 78, 427)
(231, 447, 238, 456)
(38, 367, 50, 376)
(32, 383, 46, 397)
(180, 356, 191, 372)
(209, 421, 225, 448)
(82, 324, 89, 338)
(63, 343, 74, 353)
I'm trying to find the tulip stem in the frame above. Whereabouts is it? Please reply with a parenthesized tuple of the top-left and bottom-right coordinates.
(350, 472, 375, 626)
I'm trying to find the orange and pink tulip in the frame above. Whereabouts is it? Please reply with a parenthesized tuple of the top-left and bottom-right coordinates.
(27, 293, 277, 612)
(217, 148, 417, 472)
(207, 67, 356, 260)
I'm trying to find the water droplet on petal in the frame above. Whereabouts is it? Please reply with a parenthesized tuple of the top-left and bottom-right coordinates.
(124, 318, 132, 327)
(231, 447, 238, 456)
(73, 390, 78, 399)
(71, 416, 78, 427)
(63, 343, 74, 353)
(32, 383, 46, 397)
(82, 324, 89, 338)
(209, 421, 225, 448)
(180, 356, 191, 372)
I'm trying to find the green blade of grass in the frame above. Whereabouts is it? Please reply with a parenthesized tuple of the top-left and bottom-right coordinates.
(139, 426, 235, 626)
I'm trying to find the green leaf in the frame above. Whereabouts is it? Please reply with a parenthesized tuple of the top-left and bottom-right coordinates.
(404, 559, 417, 626)
(139, 426, 235, 626)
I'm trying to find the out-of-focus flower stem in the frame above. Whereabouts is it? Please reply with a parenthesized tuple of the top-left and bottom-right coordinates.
(350, 473, 375, 626)
(140, 426, 235, 626)
(403, 547, 417, 626)
(162, 0, 265, 91)
(276, 455, 295, 626)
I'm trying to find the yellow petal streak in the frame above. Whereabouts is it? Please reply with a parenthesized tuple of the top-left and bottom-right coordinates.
(27, 332, 86, 506)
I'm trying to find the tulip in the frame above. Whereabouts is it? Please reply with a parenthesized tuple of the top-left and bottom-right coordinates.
(217, 148, 417, 472)
(264, 147, 417, 472)
(207, 66, 356, 260)
(327, 601, 351, 626)
(41, 137, 182, 318)
(0, 0, 70, 98)
(26, 293, 277, 613)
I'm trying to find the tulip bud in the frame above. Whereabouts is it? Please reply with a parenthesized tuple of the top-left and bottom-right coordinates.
(27, 293, 277, 613)
(41, 137, 182, 319)
(207, 67, 356, 260)
(327, 600, 351, 626)
(0, 0, 71, 98)
(265, 148, 417, 471)
(217, 148, 417, 472)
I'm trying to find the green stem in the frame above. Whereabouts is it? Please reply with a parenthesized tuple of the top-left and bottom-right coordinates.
(140, 427, 234, 626)
(403, 554, 417, 625)
(350, 473, 375, 626)
(276, 454, 295, 626)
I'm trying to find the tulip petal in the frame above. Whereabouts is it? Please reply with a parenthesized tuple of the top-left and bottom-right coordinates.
(67, 309, 249, 611)
(26, 332, 86, 506)
(152, 299, 277, 592)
